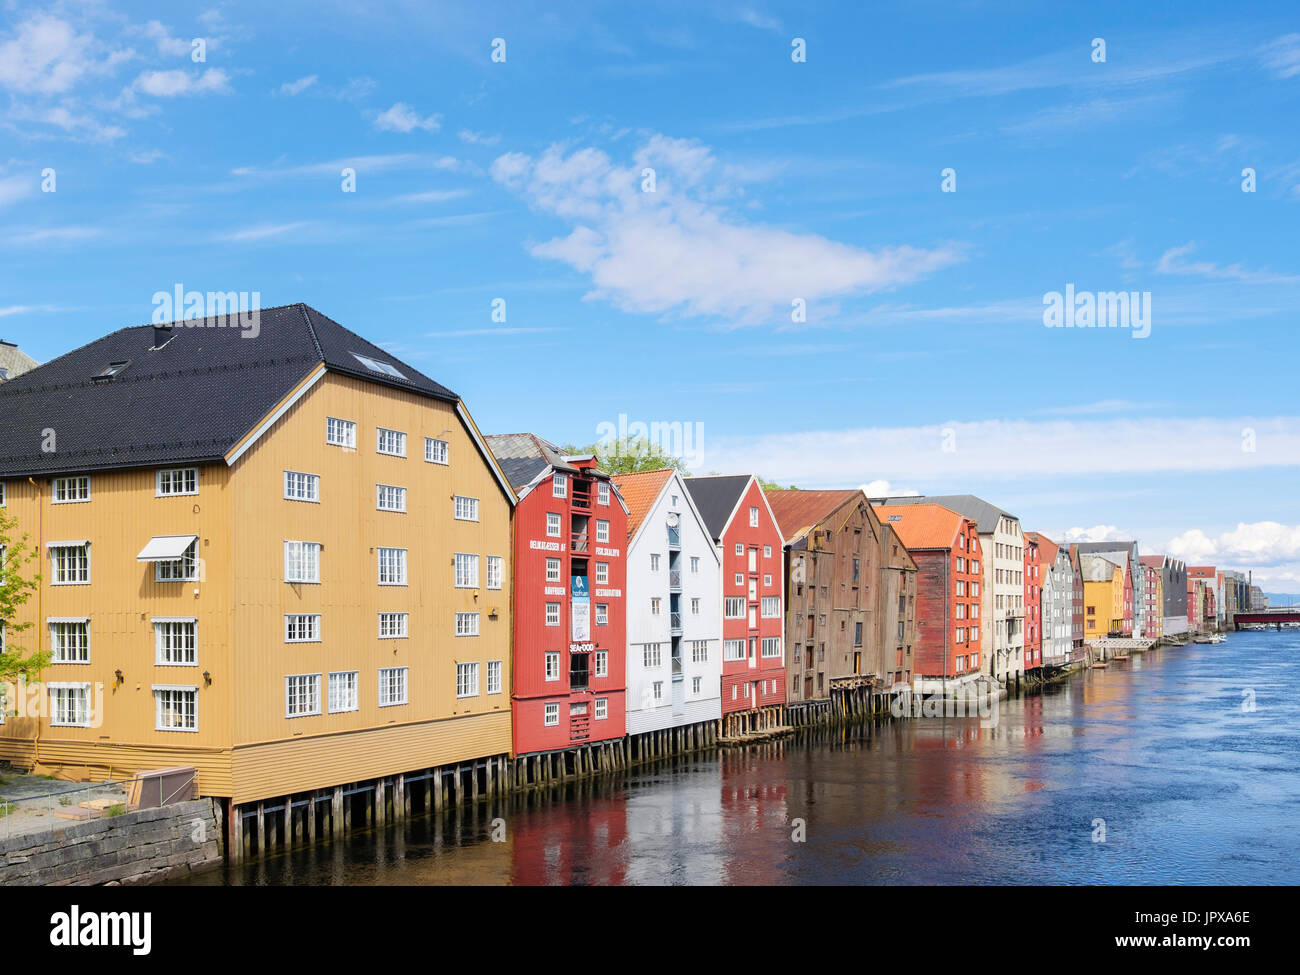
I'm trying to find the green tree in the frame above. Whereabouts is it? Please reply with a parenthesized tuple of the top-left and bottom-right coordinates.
(563, 437, 690, 475)
(757, 477, 798, 491)
(0, 509, 47, 683)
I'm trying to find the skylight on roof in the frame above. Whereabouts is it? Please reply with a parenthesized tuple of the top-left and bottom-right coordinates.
(351, 353, 406, 380)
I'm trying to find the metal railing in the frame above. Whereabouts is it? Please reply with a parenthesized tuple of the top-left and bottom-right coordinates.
(571, 532, 589, 553)
(670, 612, 682, 633)
(669, 569, 682, 589)
(0, 777, 136, 842)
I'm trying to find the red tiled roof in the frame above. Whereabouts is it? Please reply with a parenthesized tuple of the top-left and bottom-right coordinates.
(872, 503, 968, 551)
(610, 469, 675, 538)
(765, 489, 861, 542)
(1026, 531, 1059, 564)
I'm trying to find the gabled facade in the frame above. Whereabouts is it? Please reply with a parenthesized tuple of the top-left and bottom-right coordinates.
(1141, 562, 1164, 641)
(1073, 542, 1142, 637)
(1069, 545, 1086, 650)
(682, 475, 785, 732)
(484, 434, 628, 757)
(0, 339, 38, 382)
(1080, 555, 1125, 638)
(612, 469, 721, 737)
(1028, 533, 1074, 665)
(1024, 535, 1042, 668)
(1187, 566, 1218, 633)
(1140, 554, 1188, 636)
(875, 504, 980, 694)
(0, 305, 516, 805)
(877, 495, 1024, 686)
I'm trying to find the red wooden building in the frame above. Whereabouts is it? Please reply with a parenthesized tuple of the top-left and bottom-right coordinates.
(683, 475, 785, 736)
(485, 434, 628, 757)
(1023, 533, 1042, 668)
(874, 503, 981, 693)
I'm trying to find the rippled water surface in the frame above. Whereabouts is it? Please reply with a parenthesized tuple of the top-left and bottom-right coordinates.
(179, 630, 1300, 885)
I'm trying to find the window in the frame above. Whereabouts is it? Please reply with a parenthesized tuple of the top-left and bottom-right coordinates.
(352, 352, 407, 379)
(284, 470, 319, 502)
(691, 597, 700, 614)
(378, 667, 408, 707)
(425, 437, 449, 464)
(455, 612, 479, 636)
(762, 636, 782, 658)
(52, 476, 90, 503)
(456, 662, 479, 698)
(378, 613, 408, 639)
(749, 506, 759, 527)
(692, 677, 702, 695)
(50, 620, 90, 663)
(724, 597, 745, 619)
(545, 652, 561, 681)
(651, 597, 661, 615)
(329, 672, 359, 713)
(735, 543, 743, 556)
(595, 561, 609, 584)
(764, 545, 772, 558)
(487, 660, 502, 694)
(643, 644, 662, 667)
(286, 674, 321, 717)
(854, 622, 863, 646)
(544, 703, 559, 726)
(48, 684, 91, 726)
(724, 638, 746, 661)
(761, 596, 780, 618)
(50, 544, 90, 584)
(326, 417, 356, 448)
(596, 603, 608, 625)
(595, 651, 608, 677)
(546, 558, 562, 582)
(156, 539, 199, 582)
(692, 640, 708, 663)
(0, 483, 5, 506)
(154, 687, 197, 732)
(545, 512, 562, 537)
(596, 520, 609, 543)
(597, 481, 610, 505)
(284, 541, 321, 583)
(377, 484, 407, 512)
(378, 547, 407, 585)
(454, 496, 479, 521)
(653, 681, 664, 702)
(156, 467, 197, 497)
(691, 556, 699, 573)
(595, 698, 608, 720)
(553, 474, 568, 498)
(650, 553, 660, 571)
(376, 428, 407, 456)
(156, 619, 198, 663)
(764, 574, 772, 587)
(455, 553, 480, 588)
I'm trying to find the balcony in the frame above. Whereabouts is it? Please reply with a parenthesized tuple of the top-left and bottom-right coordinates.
(669, 569, 682, 591)
(571, 532, 589, 553)
(671, 655, 683, 676)
(670, 612, 683, 635)
(667, 526, 681, 549)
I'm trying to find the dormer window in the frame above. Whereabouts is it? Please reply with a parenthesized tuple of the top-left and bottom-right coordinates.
(352, 353, 406, 380)
(93, 360, 130, 382)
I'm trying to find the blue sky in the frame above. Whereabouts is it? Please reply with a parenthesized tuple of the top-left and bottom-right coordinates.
(2, 1, 1299, 589)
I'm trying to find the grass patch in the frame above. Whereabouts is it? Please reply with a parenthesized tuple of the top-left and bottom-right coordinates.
(103, 803, 126, 818)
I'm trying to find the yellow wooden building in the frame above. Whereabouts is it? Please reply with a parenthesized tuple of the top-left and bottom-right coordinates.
(0, 304, 515, 805)
(1080, 554, 1125, 639)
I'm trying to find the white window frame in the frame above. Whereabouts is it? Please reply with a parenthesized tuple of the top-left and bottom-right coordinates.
(544, 702, 559, 726)
(595, 561, 609, 584)
(762, 636, 782, 658)
(326, 417, 357, 448)
(546, 512, 562, 537)
(455, 612, 480, 637)
(724, 639, 746, 661)
(377, 547, 407, 586)
(425, 437, 449, 465)
(596, 603, 608, 626)
(155, 538, 200, 583)
(597, 481, 609, 505)
(486, 555, 503, 590)
(456, 662, 480, 698)
(643, 643, 662, 667)
(285, 674, 322, 717)
(595, 650, 608, 677)
(379, 612, 409, 639)
(48, 683, 92, 727)
(378, 666, 409, 707)
(546, 558, 562, 582)
(487, 660, 502, 694)
(284, 541, 321, 584)
(454, 496, 480, 522)
(553, 473, 568, 498)
(328, 671, 359, 713)
(154, 617, 198, 664)
(156, 467, 198, 497)
(49, 619, 90, 664)
(376, 427, 407, 457)
(761, 596, 780, 618)
(51, 476, 91, 504)
(724, 597, 745, 619)
(153, 685, 198, 732)
(545, 602, 561, 626)
(376, 483, 407, 512)
(596, 520, 610, 543)
(749, 506, 759, 527)
(455, 552, 480, 588)
(650, 553, 661, 572)
(285, 613, 322, 643)
(283, 470, 320, 502)
(595, 698, 608, 720)
(545, 652, 561, 681)
(49, 543, 90, 585)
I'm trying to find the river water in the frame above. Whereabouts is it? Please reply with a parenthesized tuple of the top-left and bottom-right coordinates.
(179, 630, 1300, 885)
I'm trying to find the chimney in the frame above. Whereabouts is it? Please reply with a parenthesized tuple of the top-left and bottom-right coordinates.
(152, 324, 174, 349)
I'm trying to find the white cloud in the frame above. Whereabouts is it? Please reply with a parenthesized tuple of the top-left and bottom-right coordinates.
(492, 137, 964, 325)
(458, 129, 500, 145)
(1154, 242, 1300, 284)
(132, 68, 231, 96)
(1167, 521, 1300, 568)
(1261, 34, 1300, 79)
(0, 15, 124, 95)
(137, 20, 192, 58)
(697, 415, 1300, 487)
(276, 74, 318, 96)
(862, 480, 918, 499)
(374, 102, 441, 133)
(1062, 525, 1132, 543)
(1, 226, 103, 246)
(0, 174, 34, 208)
(215, 221, 313, 242)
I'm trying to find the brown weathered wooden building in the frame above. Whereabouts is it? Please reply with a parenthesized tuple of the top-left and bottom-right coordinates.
(766, 490, 916, 713)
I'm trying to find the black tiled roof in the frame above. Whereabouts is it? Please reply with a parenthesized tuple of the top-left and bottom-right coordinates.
(682, 474, 752, 540)
(0, 303, 458, 478)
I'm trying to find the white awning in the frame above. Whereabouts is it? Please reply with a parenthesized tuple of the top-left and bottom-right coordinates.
(137, 535, 197, 562)
(45, 539, 89, 548)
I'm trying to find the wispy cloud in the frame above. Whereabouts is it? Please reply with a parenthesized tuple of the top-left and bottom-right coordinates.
(1155, 241, 1300, 284)
(215, 221, 314, 242)
(1260, 33, 1300, 79)
(374, 102, 441, 133)
(275, 74, 318, 96)
(132, 68, 232, 97)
